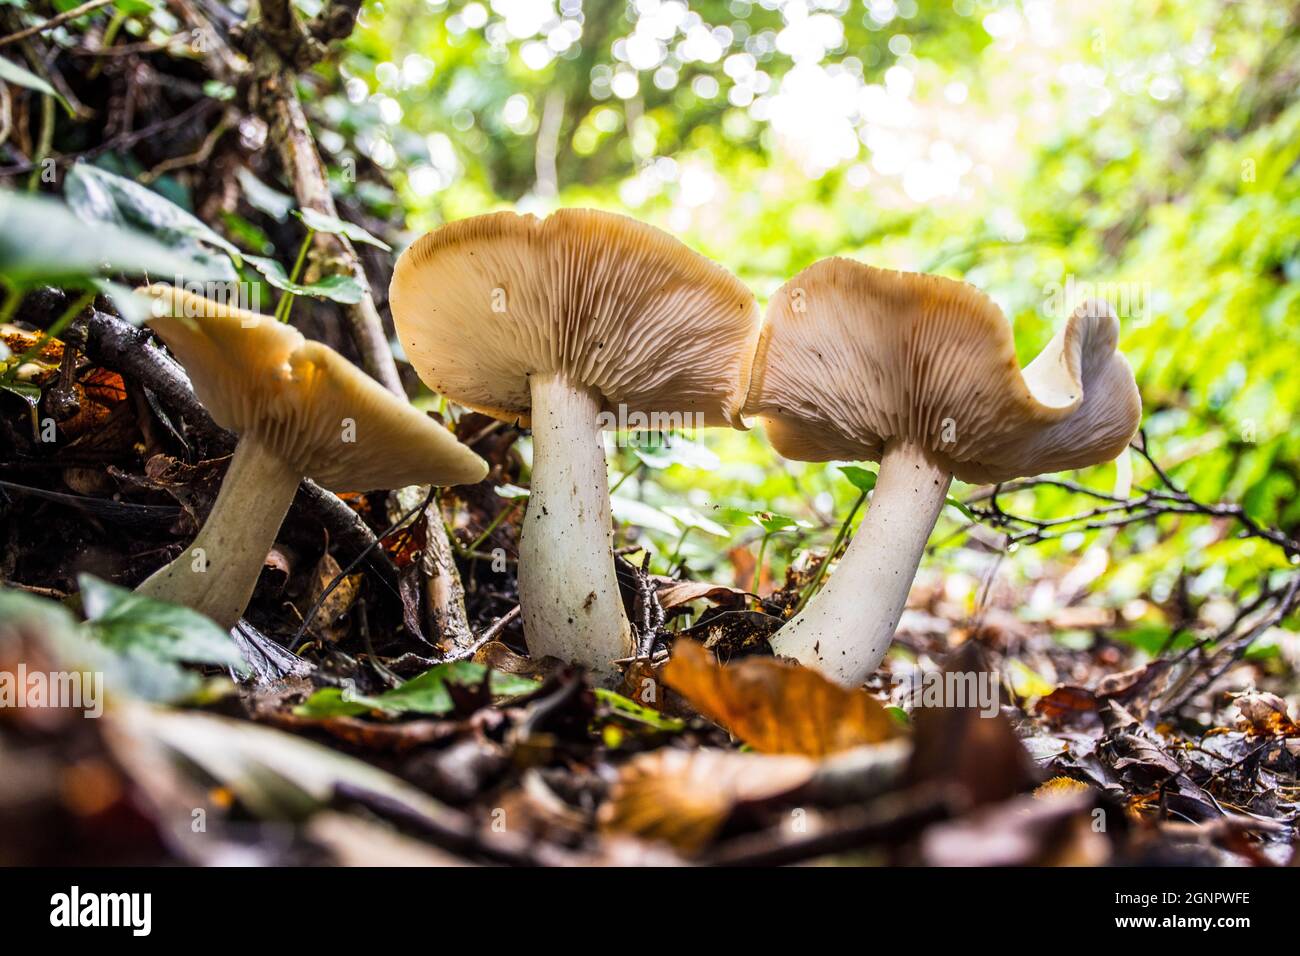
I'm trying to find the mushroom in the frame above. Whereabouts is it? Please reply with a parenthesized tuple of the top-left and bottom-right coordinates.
(743, 259, 1141, 686)
(389, 210, 759, 681)
(134, 285, 488, 628)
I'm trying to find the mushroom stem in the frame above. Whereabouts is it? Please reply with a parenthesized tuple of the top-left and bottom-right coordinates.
(520, 373, 634, 683)
(136, 437, 301, 629)
(770, 440, 951, 686)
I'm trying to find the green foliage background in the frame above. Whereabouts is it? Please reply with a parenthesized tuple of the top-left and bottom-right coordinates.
(4, 0, 1298, 652)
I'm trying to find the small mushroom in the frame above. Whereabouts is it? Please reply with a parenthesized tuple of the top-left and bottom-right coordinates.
(134, 285, 487, 628)
(390, 210, 759, 682)
(744, 259, 1141, 685)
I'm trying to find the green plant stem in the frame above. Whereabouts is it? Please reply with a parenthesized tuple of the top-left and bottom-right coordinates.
(752, 532, 770, 597)
(667, 526, 692, 572)
(26, 93, 54, 192)
(1, 289, 94, 384)
(608, 463, 639, 497)
(275, 227, 314, 322)
(796, 488, 869, 614)
(466, 500, 519, 554)
(0, 283, 22, 327)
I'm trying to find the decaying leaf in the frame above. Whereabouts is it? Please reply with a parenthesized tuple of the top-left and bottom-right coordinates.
(299, 551, 362, 643)
(1234, 692, 1300, 736)
(662, 638, 896, 756)
(601, 748, 816, 852)
(654, 579, 749, 610)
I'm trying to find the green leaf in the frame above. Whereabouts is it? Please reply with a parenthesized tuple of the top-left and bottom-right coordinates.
(65, 164, 243, 273)
(0, 56, 73, 116)
(661, 505, 728, 538)
(244, 255, 366, 304)
(236, 169, 294, 222)
(594, 688, 685, 731)
(114, 0, 161, 13)
(839, 464, 878, 494)
(293, 208, 392, 251)
(611, 495, 679, 534)
(79, 574, 249, 677)
(294, 661, 539, 718)
(748, 510, 806, 534)
(0, 191, 202, 286)
(630, 434, 720, 470)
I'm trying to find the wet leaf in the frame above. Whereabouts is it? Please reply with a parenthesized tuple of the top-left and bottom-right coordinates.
(662, 639, 897, 757)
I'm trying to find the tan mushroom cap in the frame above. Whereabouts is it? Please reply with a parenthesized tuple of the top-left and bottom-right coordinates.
(742, 259, 1141, 484)
(140, 285, 488, 490)
(388, 209, 760, 428)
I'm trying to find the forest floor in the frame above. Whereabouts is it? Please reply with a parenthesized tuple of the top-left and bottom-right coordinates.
(1, 0, 1298, 867)
(2, 372, 1298, 866)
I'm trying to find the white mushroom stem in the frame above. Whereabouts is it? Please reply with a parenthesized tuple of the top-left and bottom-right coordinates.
(520, 373, 634, 683)
(136, 436, 301, 629)
(771, 440, 951, 686)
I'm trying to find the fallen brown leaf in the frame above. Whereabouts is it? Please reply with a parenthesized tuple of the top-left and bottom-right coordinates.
(600, 748, 816, 853)
(662, 638, 896, 756)
(1234, 692, 1300, 736)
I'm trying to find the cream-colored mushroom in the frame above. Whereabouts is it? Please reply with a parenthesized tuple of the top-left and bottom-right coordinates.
(744, 258, 1141, 686)
(134, 285, 487, 628)
(390, 210, 760, 682)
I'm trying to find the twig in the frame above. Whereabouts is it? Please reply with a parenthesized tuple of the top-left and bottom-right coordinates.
(140, 109, 234, 183)
(0, 0, 115, 49)
(0, 98, 219, 177)
(700, 787, 954, 867)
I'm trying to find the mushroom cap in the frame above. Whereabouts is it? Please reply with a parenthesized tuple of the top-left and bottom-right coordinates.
(742, 259, 1141, 484)
(388, 209, 760, 428)
(140, 285, 488, 490)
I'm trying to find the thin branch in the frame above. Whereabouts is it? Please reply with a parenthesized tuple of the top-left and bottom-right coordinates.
(0, 0, 115, 49)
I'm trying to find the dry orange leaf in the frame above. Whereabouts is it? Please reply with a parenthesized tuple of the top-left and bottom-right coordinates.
(600, 748, 815, 853)
(662, 638, 897, 757)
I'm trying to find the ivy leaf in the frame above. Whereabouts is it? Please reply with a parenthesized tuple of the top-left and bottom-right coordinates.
(244, 255, 366, 304)
(630, 434, 720, 470)
(0, 56, 73, 116)
(293, 208, 392, 251)
(0, 191, 201, 286)
(839, 464, 878, 494)
(65, 163, 242, 272)
(611, 495, 679, 534)
(594, 688, 685, 731)
(236, 169, 294, 222)
(79, 574, 249, 677)
(661, 505, 728, 538)
(748, 510, 806, 535)
(294, 661, 538, 718)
